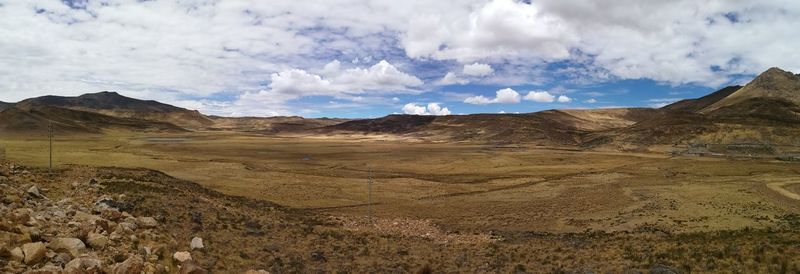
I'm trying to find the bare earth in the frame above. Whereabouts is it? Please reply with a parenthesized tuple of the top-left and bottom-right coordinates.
(3, 131, 800, 272)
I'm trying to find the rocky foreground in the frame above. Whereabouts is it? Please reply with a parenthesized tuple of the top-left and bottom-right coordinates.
(0, 162, 272, 273)
(3, 161, 800, 273)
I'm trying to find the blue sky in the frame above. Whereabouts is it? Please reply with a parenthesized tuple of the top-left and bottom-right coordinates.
(0, 0, 798, 118)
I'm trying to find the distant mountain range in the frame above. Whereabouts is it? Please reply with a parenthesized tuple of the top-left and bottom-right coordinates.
(327, 67, 800, 149)
(2, 67, 799, 151)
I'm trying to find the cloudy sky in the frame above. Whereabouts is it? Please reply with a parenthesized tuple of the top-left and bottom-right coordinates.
(1, 0, 798, 117)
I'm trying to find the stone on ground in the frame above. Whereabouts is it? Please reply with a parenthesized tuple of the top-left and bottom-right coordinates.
(190, 237, 203, 250)
(21, 242, 46, 265)
(172, 251, 192, 263)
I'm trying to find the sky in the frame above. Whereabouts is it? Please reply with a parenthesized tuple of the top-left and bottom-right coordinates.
(0, 0, 799, 118)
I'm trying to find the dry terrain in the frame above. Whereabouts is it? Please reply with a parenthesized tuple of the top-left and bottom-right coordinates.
(3, 131, 800, 272)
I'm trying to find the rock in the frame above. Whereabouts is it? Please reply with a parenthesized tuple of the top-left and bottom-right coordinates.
(101, 209, 123, 221)
(22, 242, 47, 265)
(10, 246, 24, 262)
(136, 217, 158, 229)
(64, 256, 104, 274)
(49, 238, 86, 257)
(24, 227, 42, 242)
(0, 231, 31, 249)
(244, 270, 270, 274)
(26, 185, 43, 198)
(23, 265, 64, 274)
(190, 237, 204, 250)
(172, 251, 192, 263)
(112, 255, 144, 274)
(86, 232, 108, 249)
(3, 194, 22, 205)
(95, 198, 133, 212)
(179, 260, 208, 274)
(117, 221, 137, 234)
(7, 209, 32, 225)
(650, 264, 679, 274)
(190, 212, 202, 225)
(72, 211, 101, 223)
(51, 252, 73, 267)
(142, 262, 164, 274)
(310, 250, 326, 262)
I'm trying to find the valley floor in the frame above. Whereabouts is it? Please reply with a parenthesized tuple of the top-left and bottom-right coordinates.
(2, 131, 800, 272)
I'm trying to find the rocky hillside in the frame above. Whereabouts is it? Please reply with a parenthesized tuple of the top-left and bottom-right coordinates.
(14, 92, 213, 130)
(3, 161, 800, 273)
(0, 102, 12, 112)
(208, 116, 350, 133)
(0, 105, 186, 135)
(701, 67, 800, 113)
(325, 108, 662, 145)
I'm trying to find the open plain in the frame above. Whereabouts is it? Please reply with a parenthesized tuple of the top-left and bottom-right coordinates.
(3, 132, 800, 272)
(4, 131, 800, 234)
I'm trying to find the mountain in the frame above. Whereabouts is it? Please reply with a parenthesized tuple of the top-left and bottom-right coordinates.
(701, 67, 800, 113)
(326, 108, 662, 145)
(327, 67, 800, 150)
(661, 85, 741, 113)
(609, 67, 800, 149)
(209, 116, 351, 133)
(0, 105, 185, 135)
(0, 101, 12, 112)
(15, 92, 213, 129)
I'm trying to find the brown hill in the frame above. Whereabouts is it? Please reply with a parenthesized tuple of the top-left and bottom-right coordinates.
(701, 67, 800, 113)
(209, 116, 350, 133)
(16, 92, 213, 129)
(0, 101, 12, 112)
(328, 67, 800, 149)
(662, 85, 741, 113)
(607, 67, 800, 148)
(326, 108, 662, 145)
(0, 105, 185, 135)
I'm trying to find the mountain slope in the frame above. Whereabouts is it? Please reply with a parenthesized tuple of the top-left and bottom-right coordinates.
(209, 116, 351, 133)
(0, 105, 185, 135)
(701, 68, 800, 113)
(326, 108, 662, 145)
(0, 101, 12, 112)
(662, 85, 741, 113)
(16, 92, 213, 129)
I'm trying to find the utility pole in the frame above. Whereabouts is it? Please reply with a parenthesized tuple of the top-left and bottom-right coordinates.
(367, 167, 373, 222)
(48, 123, 53, 173)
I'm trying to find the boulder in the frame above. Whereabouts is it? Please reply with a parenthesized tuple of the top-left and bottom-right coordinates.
(190, 237, 203, 250)
(64, 256, 104, 274)
(22, 242, 47, 265)
(1, 231, 31, 250)
(136, 217, 158, 229)
(72, 211, 101, 223)
(23, 265, 64, 274)
(244, 270, 271, 274)
(10, 246, 24, 262)
(51, 252, 73, 267)
(26, 185, 43, 199)
(86, 232, 108, 249)
(112, 255, 144, 274)
(142, 262, 164, 274)
(650, 264, 679, 274)
(179, 260, 208, 274)
(49, 238, 86, 257)
(172, 251, 192, 263)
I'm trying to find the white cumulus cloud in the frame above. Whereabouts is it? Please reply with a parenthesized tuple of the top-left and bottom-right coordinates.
(402, 103, 451, 115)
(557, 95, 572, 103)
(462, 63, 495, 76)
(523, 91, 556, 103)
(463, 88, 521, 105)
